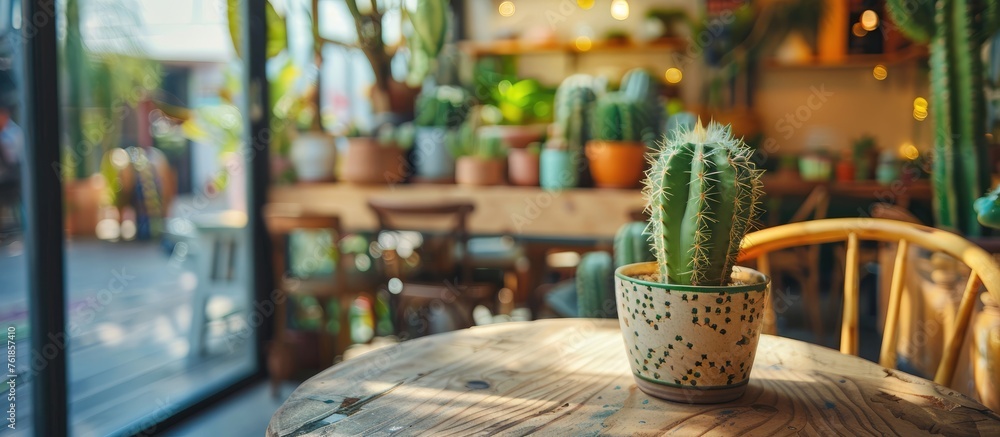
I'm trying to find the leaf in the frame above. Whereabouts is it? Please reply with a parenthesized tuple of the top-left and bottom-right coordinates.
(228, 0, 288, 59)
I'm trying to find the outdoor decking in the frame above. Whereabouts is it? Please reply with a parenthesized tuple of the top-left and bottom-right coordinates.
(1, 238, 255, 436)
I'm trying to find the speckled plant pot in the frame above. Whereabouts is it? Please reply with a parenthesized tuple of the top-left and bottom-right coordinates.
(615, 262, 770, 404)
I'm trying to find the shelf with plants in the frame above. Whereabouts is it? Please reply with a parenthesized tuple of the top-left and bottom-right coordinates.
(458, 38, 687, 58)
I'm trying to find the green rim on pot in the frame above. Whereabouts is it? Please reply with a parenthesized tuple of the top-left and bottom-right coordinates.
(615, 262, 769, 294)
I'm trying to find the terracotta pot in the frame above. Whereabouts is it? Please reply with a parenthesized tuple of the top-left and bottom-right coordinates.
(455, 157, 505, 186)
(507, 148, 540, 186)
(616, 262, 770, 403)
(64, 174, 105, 236)
(585, 141, 647, 189)
(341, 137, 408, 184)
(478, 125, 545, 150)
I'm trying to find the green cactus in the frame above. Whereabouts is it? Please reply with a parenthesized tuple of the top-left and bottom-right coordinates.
(576, 251, 615, 318)
(553, 74, 603, 152)
(592, 92, 645, 142)
(620, 68, 664, 143)
(886, 0, 1000, 236)
(614, 221, 655, 267)
(645, 120, 764, 286)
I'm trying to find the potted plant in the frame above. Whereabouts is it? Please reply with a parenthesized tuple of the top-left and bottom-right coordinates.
(508, 141, 541, 186)
(340, 123, 414, 185)
(450, 112, 507, 186)
(541, 74, 603, 190)
(615, 120, 768, 403)
(585, 92, 648, 188)
(852, 135, 878, 181)
(413, 86, 472, 182)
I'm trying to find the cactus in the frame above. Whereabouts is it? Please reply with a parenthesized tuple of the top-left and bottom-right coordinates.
(553, 74, 604, 152)
(576, 251, 615, 318)
(645, 120, 764, 286)
(614, 221, 655, 267)
(593, 92, 645, 142)
(886, 0, 1000, 236)
(620, 68, 664, 144)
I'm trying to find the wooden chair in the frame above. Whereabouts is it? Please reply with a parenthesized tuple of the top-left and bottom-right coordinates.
(264, 203, 351, 396)
(760, 185, 829, 339)
(366, 198, 496, 337)
(738, 218, 1000, 386)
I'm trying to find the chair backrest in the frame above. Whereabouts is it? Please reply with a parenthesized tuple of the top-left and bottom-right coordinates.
(366, 198, 475, 282)
(263, 203, 344, 281)
(738, 218, 1000, 387)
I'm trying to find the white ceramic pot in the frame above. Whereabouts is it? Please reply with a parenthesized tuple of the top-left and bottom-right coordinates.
(615, 262, 770, 403)
(291, 131, 337, 182)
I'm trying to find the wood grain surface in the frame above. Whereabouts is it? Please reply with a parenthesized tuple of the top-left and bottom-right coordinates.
(267, 319, 999, 436)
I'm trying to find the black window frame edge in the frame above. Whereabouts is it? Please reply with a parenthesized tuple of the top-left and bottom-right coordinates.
(22, 0, 272, 434)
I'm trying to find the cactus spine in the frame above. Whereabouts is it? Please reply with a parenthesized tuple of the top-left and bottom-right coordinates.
(644, 120, 764, 286)
(886, 0, 1000, 236)
(593, 92, 646, 142)
(614, 221, 655, 267)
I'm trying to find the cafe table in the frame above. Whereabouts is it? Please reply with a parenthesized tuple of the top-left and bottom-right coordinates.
(266, 319, 1000, 436)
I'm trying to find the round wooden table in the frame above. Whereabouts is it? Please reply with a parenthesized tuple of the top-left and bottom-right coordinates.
(267, 319, 1000, 436)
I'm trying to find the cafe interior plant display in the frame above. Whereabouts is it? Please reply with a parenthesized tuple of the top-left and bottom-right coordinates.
(449, 106, 508, 186)
(507, 141, 541, 187)
(340, 122, 414, 184)
(585, 92, 649, 189)
(615, 120, 767, 403)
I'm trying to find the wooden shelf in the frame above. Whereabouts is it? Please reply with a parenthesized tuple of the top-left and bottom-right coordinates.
(459, 38, 687, 57)
(763, 46, 928, 70)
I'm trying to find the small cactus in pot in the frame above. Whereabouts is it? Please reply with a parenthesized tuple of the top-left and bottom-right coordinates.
(615, 119, 769, 403)
(586, 92, 649, 188)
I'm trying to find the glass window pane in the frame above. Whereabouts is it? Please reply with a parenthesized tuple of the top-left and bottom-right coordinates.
(1, 0, 30, 433)
(58, 0, 256, 434)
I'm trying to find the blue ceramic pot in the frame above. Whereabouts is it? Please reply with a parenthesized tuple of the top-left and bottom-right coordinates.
(539, 148, 578, 190)
(414, 127, 454, 180)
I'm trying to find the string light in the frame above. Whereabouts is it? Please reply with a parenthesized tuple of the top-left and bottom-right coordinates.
(611, 0, 629, 20)
(861, 10, 879, 31)
(873, 64, 888, 80)
(498, 1, 515, 17)
(664, 68, 682, 84)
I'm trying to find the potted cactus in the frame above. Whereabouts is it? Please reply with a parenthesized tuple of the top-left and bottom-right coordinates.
(541, 74, 604, 190)
(340, 123, 414, 185)
(413, 86, 472, 182)
(615, 120, 769, 404)
(586, 92, 649, 188)
(450, 110, 508, 186)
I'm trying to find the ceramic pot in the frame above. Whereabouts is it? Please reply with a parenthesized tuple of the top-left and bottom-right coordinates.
(615, 262, 770, 403)
(414, 127, 454, 182)
(455, 156, 505, 186)
(539, 149, 578, 190)
(585, 140, 647, 189)
(508, 148, 540, 186)
(291, 131, 337, 182)
(341, 137, 408, 184)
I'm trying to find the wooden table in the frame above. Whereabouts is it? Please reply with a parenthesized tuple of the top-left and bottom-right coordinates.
(267, 319, 999, 436)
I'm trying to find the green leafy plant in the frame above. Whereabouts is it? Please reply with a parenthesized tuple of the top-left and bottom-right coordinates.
(644, 121, 764, 286)
(414, 86, 472, 128)
(886, 0, 999, 236)
(592, 92, 645, 142)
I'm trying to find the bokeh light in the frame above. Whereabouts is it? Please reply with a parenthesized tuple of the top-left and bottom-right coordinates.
(900, 143, 920, 160)
(577, 0, 594, 9)
(873, 64, 887, 80)
(664, 68, 682, 84)
(610, 0, 629, 20)
(498, 1, 515, 17)
(861, 10, 879, 31)
(574, 35, 593, 51)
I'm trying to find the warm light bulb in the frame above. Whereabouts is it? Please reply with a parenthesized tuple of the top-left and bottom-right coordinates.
(852, 22, 868, 38)
(913, 97, 928, 110)
(873, 64, 887, 80)
(610, 0, 629, 20)
(498, 1, 515, 17)
(913, 108, 928, 121)
(577, 0, 594, 10)
(664, 68, 682, 84)
(574, 36, 593, 51)
(861, 10, 879, 31)
(899, 143, 919, 160)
